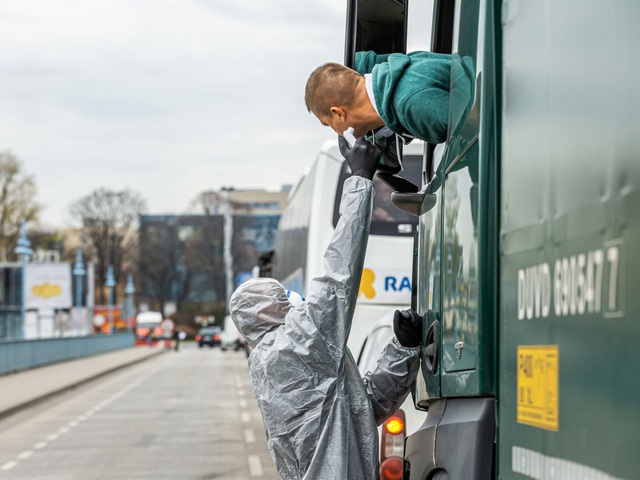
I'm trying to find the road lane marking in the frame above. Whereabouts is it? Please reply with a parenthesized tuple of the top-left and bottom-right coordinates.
(237, 389, 246, 397)
(241, 412, 251, 423)
(0, 353, 175, 475)
(248, 455, 263, 476)
(239, 398, 248, 408)
(0, 461, 17, 471)
(244, 429, 256, 444)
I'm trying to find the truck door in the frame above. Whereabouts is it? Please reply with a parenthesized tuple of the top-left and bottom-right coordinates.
(438, 0, 488, 394)
(406, 0, 500, 478)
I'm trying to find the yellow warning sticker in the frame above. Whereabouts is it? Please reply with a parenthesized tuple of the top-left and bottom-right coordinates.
(517, 345, 559, 431)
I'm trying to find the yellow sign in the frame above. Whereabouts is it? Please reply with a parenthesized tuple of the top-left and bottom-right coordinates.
(32, 283, 63, 299)
(517, 345, 559, 431)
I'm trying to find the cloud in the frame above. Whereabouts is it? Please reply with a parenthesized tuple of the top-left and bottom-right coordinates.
(0, 0, 345, 228)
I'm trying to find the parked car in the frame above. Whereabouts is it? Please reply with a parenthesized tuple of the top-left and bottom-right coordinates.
(195, 326, 222, 348)
(356, 308, 427, 480)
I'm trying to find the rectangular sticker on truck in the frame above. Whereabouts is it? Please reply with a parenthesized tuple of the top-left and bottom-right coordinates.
(517, 345, 559, 431)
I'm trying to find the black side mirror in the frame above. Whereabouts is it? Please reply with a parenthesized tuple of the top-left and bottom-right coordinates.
(344, 0, 408, 69)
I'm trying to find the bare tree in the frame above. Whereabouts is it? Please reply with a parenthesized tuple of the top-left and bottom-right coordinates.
(190, 190, 229, 303)
(138, 216, 221, 317)
(70, 188, 146, 304)
(0, 150, 41, 260)
(191, 214, 225, 306)
(137, 220, 177, 317)
(191, 188, 251, 214)
(192, 190, 225, 215)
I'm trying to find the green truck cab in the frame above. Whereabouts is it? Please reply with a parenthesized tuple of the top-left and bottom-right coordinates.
(345, 0, 640, 478)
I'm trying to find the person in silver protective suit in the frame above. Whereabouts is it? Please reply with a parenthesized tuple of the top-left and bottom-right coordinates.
(230, 136, 422, 480)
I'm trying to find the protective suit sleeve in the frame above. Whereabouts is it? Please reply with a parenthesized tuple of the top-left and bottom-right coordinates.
(303, 175, 374, 353)
(363, 336, 420, 425)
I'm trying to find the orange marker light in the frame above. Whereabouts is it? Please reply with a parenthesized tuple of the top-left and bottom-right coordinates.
(385, 417, 404, 435)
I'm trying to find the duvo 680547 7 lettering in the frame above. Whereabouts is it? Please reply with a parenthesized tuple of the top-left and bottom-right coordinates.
(517, 240, 623, 320)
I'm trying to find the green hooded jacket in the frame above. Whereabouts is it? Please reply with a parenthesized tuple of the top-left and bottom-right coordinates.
(355, 51, 451, 144)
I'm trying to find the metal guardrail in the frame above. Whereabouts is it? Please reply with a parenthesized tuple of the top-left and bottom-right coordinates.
(0, 309, 22, 339)
(0, 332, 135, 376)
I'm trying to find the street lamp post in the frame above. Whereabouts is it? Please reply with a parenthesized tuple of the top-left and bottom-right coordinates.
(105, 265, 116, 331)
(125, 274, 135, 331)
(72, 249, 86, 335)
(73, 250, 85, 308)
(14, 221, 33, 338)
(221, 187, 234, 307)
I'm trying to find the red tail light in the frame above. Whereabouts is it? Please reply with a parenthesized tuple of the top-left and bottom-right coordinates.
(380, 457, 403, 480)
(195, 335, 201, 341)
(380, 410, 406, 480)
(214, 334, 220, 341)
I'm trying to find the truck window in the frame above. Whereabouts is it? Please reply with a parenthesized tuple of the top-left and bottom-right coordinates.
(345, 0, 407, 68)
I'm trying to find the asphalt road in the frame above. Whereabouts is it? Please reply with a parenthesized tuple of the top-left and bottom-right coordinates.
(0, 343, 279, 479)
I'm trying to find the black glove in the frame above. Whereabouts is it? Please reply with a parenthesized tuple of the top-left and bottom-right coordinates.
(393, 309, 423, 348)
(338, 135, 380, 180)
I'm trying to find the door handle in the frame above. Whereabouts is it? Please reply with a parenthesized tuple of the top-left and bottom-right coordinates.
(423, 316, 439, 375)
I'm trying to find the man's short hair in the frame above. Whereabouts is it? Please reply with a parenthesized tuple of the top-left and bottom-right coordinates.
(305, 63, 362, 116)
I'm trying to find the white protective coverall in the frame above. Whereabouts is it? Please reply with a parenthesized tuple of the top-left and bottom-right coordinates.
(230, 176, 420, 480)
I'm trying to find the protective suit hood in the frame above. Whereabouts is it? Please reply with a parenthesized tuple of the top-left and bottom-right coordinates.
(229, 277, 290, 348)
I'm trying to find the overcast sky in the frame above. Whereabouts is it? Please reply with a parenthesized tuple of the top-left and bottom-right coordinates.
(0, 0, 350, 228)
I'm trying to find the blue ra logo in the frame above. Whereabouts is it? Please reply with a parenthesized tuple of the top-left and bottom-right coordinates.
(385, 276, 412, 292)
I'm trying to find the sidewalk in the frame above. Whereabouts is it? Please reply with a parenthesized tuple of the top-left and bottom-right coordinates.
(0, 345, 166, 419)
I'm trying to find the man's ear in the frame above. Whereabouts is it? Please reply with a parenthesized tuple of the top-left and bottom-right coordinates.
(329, 106, 347, 122)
